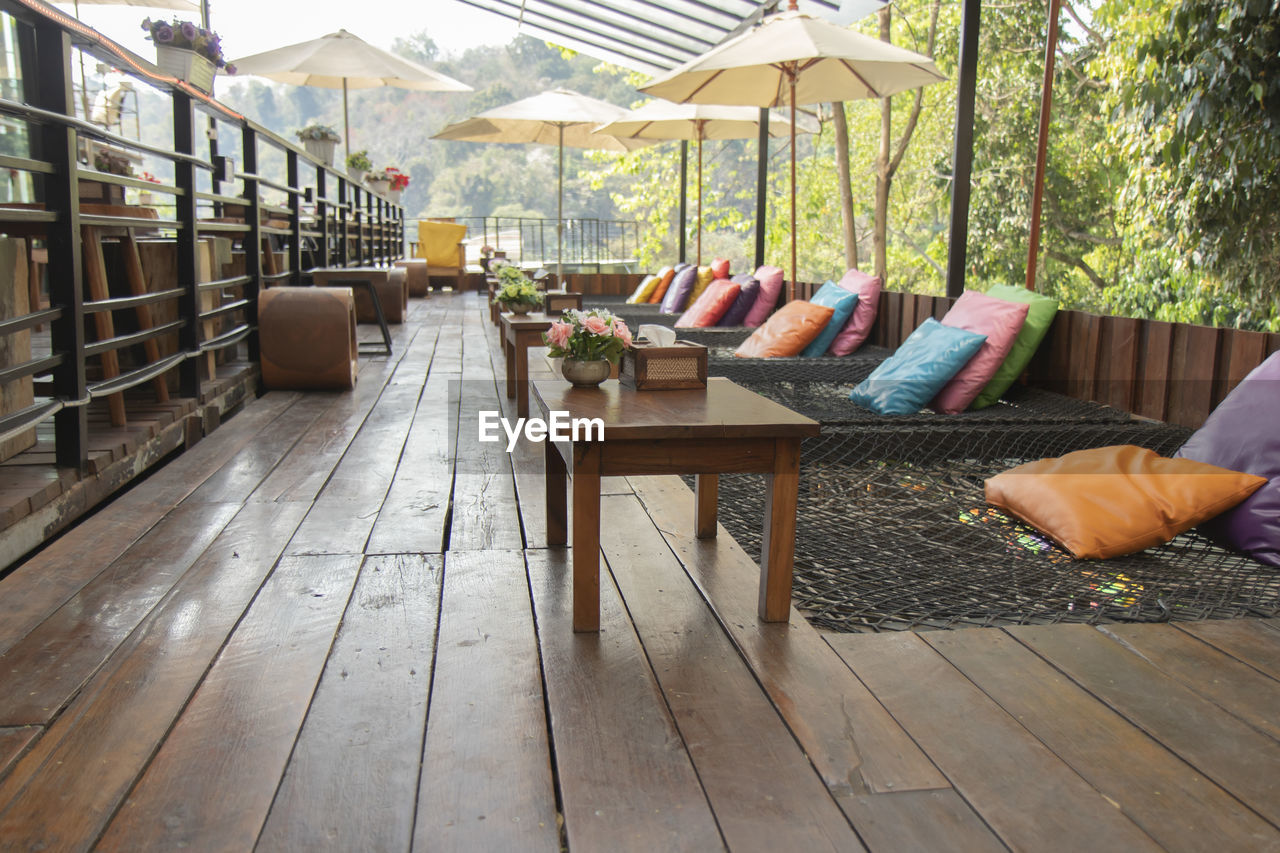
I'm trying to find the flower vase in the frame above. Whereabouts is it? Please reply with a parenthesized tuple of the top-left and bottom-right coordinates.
(507, 302, 532, 315)
(347, 167, 366, 185)
(366, 177, 391, 198)
(156, 45, 215, 94)
(561, 358, 611, 388)
(303, 138, 338, 167)
(387, 188, 403, 205)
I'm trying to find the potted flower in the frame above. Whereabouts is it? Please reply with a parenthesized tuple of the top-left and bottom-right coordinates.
(543, 308, 632, 388)
(142, 18, 234, 94)
(492, 267, 543, 315)
(367, 166, 410, 203)
(296, 124, 341, 167)
(346, 150, 372, 184)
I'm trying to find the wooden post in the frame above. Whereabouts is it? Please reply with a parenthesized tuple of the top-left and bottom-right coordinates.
(678, 139, 688, 265)
(1025, 0, 1063, 291)
(33, 19, 87, 469)
(754, 107, 768, 270)
(945, 0, 981, 298)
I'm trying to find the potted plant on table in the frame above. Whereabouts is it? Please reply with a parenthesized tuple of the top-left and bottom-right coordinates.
(367, 166, 409, 203)
(143, 18, 234, 94)
(543, 308, 632, 388)
(345, 150, 372, 184)
(492, 266, 543, 315)
(296, 124, 342, 167)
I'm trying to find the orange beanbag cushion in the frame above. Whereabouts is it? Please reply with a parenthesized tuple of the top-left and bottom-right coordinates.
(985, 445, 1267, 559)
(710, 258, 731, 279)
(647, 265, 678, 303)
(734, 300, 835, 358)
(675, 279, 741, 328)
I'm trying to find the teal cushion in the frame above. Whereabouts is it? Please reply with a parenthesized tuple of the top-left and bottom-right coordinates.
(800, 281, 859, 358)
(849, 318, 987, 415)
(970, 284, 1059, 409)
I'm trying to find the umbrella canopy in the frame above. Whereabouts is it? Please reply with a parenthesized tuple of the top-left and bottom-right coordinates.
(597, 101, 817, 265)
(433, 89, 653, 274)
(640, 5, 945, 295)
(230, 29, 471, 157)
(65, 0, 197, 6)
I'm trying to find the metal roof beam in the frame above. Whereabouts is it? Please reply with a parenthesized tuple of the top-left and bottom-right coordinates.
(576, 0, 729, 42)
(519, 0, 713, 54)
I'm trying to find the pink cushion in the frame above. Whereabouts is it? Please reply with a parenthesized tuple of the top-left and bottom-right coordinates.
(675, 280, 741, 328)
(743, 265, 784, 327)
(930, 291, 1031, 414)
(710, 258, 731, 279)
(827, 269, 882, 356)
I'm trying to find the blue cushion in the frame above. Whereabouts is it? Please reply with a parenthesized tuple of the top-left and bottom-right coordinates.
(801, 281, 859, 357)
(849, 318, 987, 415)
(718, 275, 759, 326)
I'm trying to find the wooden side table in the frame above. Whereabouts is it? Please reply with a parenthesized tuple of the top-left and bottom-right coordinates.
(501, 313, 552, 419)
(542, 290, 583, 315)
(534, 378, 820, 632)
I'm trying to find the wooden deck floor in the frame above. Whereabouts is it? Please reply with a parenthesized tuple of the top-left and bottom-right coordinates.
(0, 291, 1278, 851)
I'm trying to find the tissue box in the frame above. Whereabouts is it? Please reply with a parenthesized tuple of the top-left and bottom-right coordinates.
(619, 339, 708, 390)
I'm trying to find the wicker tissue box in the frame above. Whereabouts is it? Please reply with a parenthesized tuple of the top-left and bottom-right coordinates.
(619, 339, 708, 390)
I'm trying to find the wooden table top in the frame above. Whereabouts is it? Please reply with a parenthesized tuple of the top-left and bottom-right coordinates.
(500, 313, 554, 331)
(533, 377, 821, 441)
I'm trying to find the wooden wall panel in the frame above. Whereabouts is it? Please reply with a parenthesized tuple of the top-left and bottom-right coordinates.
(1167, 322, 1220, 428)
(1097, 316, 1140, 413)
(1135, 321, 1173, 422)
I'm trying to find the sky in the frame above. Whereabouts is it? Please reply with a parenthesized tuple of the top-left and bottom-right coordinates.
(63, 0, 520, 64)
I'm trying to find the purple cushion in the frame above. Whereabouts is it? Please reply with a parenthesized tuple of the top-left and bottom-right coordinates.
(827, 269, 882, 356)
(743, 265, 784, 327)
(719, 275, 759, 326)
(930, 291, 1030, 414)
(660, 265, 699, 314)
(1175, 351, 1280, 565)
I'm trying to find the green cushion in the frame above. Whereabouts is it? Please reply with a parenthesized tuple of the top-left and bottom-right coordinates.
(970, 284, 1059, 410)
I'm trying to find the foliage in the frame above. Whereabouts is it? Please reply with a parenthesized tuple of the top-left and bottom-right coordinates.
(493, 278, 543, 308)
(142, 18, 234, 71)
(346, 150, 373, 171)
(543, 309, 632, 364)
(296, 123, 340, 142)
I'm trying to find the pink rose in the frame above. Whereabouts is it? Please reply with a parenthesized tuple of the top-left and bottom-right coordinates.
(583, 315, 610, 336)
(545, 321, 573, 350)
(614, 319, 633, 348)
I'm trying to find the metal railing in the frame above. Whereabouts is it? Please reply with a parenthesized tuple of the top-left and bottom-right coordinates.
(0, 0, 406, 469)
(412, 216, 640, 273)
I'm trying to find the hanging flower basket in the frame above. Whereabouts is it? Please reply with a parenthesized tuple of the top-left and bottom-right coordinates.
(386, 188, 403, 205)
(155, 45, 216, 93)
(302, 138, 338, 167)
(366, 177, 391, 197)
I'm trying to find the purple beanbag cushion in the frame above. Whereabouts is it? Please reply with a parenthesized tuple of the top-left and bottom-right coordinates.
(1175, 351, 1280, 565)
(718, 274, 759, 326)
(660, 265, 699, 314)
(743, 265, 784, 327)
(827, 269, 882, 356)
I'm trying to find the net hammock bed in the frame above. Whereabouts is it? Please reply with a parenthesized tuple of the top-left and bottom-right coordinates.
(687, 365, 1280, 633)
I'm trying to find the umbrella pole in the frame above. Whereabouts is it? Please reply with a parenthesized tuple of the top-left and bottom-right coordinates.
(342, 79, 351, 163)
(696, 129, 703, 267)
(557, 123, 564, 282)
(789, 70, 798, 303)
(678, 140, 688, 264)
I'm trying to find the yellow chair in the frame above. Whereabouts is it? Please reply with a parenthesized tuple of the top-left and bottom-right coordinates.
(415, 219, 468, 290)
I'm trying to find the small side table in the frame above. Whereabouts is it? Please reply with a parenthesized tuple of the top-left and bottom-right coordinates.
(501, 312, 552, 419)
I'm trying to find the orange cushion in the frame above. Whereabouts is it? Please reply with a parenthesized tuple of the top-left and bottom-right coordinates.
(985, 445, 1267, 559)
(734, 300, 835, 358)
(647, 266, 678, 303)
(710, 258, 731, 279)
(675, 280, 741, 328)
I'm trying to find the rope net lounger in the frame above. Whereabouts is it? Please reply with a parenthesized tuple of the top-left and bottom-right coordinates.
(686, 370, 1280, 632)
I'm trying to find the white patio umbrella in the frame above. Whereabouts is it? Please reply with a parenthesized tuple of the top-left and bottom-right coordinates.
(640, 1, 944, 299)
(229, 29, 472, 159)
(432, 88, 654, 276)
(597, 100, 817, 266)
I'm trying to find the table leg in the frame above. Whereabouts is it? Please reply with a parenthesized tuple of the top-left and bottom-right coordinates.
(505, 333, 516, 400)
(545, 440, 567, 547)
(758, 438, 801, 622)
(572, 444, 602, 632)
(515, 340, 530, 419)
(695, 474, 718, 539)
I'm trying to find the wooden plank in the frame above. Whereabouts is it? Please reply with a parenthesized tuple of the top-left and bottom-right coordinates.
(1135, 319, 1173, 421)
(1102, 623, 1280, 742)
(630, 475, 951, 794)
(0, 726, 39, 779)
(925, 627, 1280, 852)
(253, 554, 440, 852)
(526, 548, 724, 852)
(1222, 329, 1269, 403)
(0, 500, 240, 726)
(1177, 618, 1280, 682)
(95, 553, 362, 851)
(0, 501, 310, 851)
(603, 493, 867, 850)
(0, 391, 302, 655)
(838, 790, 1005, 853)
(1098, 315, 1140, 412)
(1167, 322, 1221, 427)
(828, 631, 1162, 852)
(413, 550, 557, 852)
(1011, 623, 1280, 827)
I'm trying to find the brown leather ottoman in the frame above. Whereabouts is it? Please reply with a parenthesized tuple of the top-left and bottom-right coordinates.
(258, 287, 357, 390)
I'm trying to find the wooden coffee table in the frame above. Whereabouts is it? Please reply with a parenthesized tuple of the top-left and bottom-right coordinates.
(533, 378, 820, 632)
(501, 312, 553, 419)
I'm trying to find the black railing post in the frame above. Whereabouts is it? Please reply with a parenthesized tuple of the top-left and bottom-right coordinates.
(286, 148, 302, 283)
(33, 20, 86, 469)
(241, 125, 262, 361)
(172, 90, 201, 397)
(946, 0, 981, 298)
(317, 167, 329, 268)
(338, 177, 349, 266)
